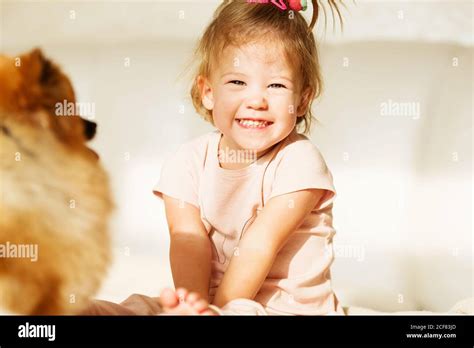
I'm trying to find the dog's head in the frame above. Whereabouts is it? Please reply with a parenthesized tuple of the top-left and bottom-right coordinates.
(0, 48, 97, 152)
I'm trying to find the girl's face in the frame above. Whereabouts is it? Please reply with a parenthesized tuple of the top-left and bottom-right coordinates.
(199, 42, 310, 159)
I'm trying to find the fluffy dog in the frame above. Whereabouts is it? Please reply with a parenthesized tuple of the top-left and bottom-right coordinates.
(0, 48, 113, 314)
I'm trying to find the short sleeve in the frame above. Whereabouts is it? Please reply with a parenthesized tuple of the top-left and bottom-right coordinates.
(268, 139, 336, 211)
(152, 143, 199, 208)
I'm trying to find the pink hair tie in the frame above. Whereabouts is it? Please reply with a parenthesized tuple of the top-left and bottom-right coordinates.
(270, 0, 307, 11)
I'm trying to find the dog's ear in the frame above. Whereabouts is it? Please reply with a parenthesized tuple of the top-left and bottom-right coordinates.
(16, 49, 89, 147)
(25, 48, 76, 112)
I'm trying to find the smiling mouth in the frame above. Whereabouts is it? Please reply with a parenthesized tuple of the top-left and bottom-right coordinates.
(236, 118, 273, 129)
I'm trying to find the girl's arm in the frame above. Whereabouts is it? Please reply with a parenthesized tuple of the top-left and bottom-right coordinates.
(163, 194, 212, 301)
(211, 189, 325, 308)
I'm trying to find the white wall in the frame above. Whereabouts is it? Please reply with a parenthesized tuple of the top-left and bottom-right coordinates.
(2, 0, 472, 45)
(2, 0, 472, 311)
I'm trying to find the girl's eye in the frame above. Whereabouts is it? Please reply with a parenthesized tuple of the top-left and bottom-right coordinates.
(269, 83, 286, 89)
(229, 80, 246, 86)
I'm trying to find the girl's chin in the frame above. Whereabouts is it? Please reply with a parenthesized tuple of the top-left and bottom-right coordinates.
(225, 125, 285, 150)
(229, 138, 274, 155)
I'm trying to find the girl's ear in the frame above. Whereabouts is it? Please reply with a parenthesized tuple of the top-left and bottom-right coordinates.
(197, 75, 214, 110)
(296, 87, 313, 117)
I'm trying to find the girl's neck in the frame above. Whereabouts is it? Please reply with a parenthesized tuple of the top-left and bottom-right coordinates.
(217, 133, 278, 170)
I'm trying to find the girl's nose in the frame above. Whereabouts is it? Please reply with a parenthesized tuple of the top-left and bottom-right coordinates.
(245, 92, 268, 110)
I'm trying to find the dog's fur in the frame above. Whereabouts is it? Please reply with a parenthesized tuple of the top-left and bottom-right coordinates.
(0, 49, 113, 314)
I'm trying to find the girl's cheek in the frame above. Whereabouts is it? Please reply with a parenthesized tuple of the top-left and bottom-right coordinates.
(218, 88, 237, 100)
(288, 95, 300, 115)
(271, 95, 296, 112)
(214, 98, 238, 119)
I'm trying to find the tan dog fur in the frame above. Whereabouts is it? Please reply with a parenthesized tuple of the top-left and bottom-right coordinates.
(0, 49, 113, 315)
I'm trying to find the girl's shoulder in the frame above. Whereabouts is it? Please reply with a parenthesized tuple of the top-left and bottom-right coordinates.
(266, 131, 336, 207)
(170, 130, 218, 162)
(166, 131, 219, 171)
(176, 130, 216, 151)
(276, 131, 327, 168)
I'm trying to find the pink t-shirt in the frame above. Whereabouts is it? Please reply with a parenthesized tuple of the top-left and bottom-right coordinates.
(153, 128, 344, 315)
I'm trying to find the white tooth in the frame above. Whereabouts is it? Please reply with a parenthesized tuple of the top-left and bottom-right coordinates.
(239, 119, 268, 127)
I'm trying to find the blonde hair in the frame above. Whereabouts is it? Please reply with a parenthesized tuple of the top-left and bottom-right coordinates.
(189, 0, 343, 134)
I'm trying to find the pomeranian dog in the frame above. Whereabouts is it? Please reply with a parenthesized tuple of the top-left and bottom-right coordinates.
(0, 48, 113, 314)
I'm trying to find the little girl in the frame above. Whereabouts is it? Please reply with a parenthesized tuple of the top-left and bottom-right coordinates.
(83, 0, 345, 316)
